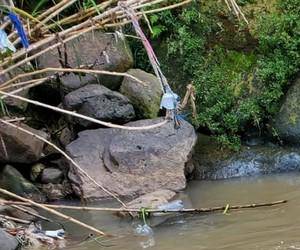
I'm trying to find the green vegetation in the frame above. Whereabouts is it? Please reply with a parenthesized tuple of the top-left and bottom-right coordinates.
(131, 0, 300, 150)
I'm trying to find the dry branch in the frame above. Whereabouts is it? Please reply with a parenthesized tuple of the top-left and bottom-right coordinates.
(0, 188, 108, 236)
(0, 200, 287, 214)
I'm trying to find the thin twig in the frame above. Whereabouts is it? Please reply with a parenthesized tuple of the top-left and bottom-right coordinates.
(0, 188, 109, 236)
(0, 200, 288, 213)
(0, 92, 169, 130)
(1, 67, 146, 89)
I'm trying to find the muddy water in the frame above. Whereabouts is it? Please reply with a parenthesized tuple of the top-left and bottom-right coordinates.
(48, 173, 300, 250)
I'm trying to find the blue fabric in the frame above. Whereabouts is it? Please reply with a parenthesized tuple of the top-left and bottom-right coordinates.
(8, 12, 29, 49)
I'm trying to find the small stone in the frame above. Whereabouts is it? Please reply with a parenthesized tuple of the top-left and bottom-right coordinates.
(30, 163, 46, 182)
(41, 168, 63, 184)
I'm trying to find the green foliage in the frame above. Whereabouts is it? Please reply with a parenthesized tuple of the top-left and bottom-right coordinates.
(130, 0, 299, 150)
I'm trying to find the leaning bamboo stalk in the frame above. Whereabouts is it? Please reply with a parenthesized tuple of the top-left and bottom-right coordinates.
(0, 214, 31, 224)
(0, 119, 126, 207)
(0, 200, 288, 213)
(0, 92, 168, 130)
(13, 0, 78, 45)
(1, 67, 146, 89)
(0, 0, 146, 69)
(0, 78, 48, 91)
(44, 0, 115, 31)
(0, 188, 108, 236)
(10, 204, 52, 222)
(37, 0, 73, 21)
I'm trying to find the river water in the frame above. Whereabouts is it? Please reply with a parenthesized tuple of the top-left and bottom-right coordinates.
(45, 172, 300, 250)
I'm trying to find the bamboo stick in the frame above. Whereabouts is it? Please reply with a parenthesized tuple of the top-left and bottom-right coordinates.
(0, 0, 147, 69)
(0, 200, 288, 213)
(1, 67, 146, 89)
(0, 92, 169, 130)
(10, 204, 52, 222)
(0, 214, 30, 224)
(0, 119, 126, 206)
(0, 188, 108, 236)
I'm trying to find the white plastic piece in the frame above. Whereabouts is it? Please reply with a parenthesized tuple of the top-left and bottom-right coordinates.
(44, 229, 65, 239)
(0, 29, 16, 53)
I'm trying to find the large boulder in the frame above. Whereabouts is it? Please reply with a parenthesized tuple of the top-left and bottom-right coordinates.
(37, 30, 133, 91)
(66, 118, 197, 199)
(193, 134, 300, 180)
(63, 84, 135, 127)
(0, 122, 47, 164)
(273, 77, 300, 144)
(0, 229, 18, 250)
(120, 69, 162, 119)
(0, 165, 45, 202)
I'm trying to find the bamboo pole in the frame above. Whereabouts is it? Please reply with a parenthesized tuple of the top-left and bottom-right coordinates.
(0, 119, 127, 206)
(0, 200, 288, 213)
(1, 67, 146, 89)
(0, 92, 169, 130)
(10, 204, 52, 222)
(0, 214, 31, 224)
(0, 188, 108, 236)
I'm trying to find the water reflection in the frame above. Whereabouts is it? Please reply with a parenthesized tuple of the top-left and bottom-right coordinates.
(44, 172, 300, 250)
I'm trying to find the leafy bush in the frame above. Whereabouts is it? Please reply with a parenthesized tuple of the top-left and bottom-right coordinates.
(130, 0, 299, 149)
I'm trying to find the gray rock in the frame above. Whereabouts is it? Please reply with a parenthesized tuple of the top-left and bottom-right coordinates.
(0, 229, 18, 250)
(0, 165, 45, 202)
(120, 69, 163, 119)
(273, 77, 300, 144)
(66, 118, 197, 199)
(41, 181, 73, 201)
(63, 84, 135, 127)
(41, 168, 63, 184)
(0, 122, 47, 164)
(37, 30, 133, 91)
(0, 66, 32, 111)
(193, 134, 300, 180)
(117, 189, 176, 217)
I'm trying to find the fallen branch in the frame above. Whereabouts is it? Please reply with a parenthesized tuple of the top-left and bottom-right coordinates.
(0, 188, 108, 236)
(0, 200, 287, 214)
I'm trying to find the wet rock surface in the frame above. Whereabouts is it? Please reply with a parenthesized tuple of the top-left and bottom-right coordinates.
(0, 122, 47, 164)
(66, 118, 197, 199)
(193, 134, 300, 180)
(63, 84, 135, 127)
(120, 69, 163, 119)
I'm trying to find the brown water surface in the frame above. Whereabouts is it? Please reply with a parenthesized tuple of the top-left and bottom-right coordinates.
(43, 173, 300, 250)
